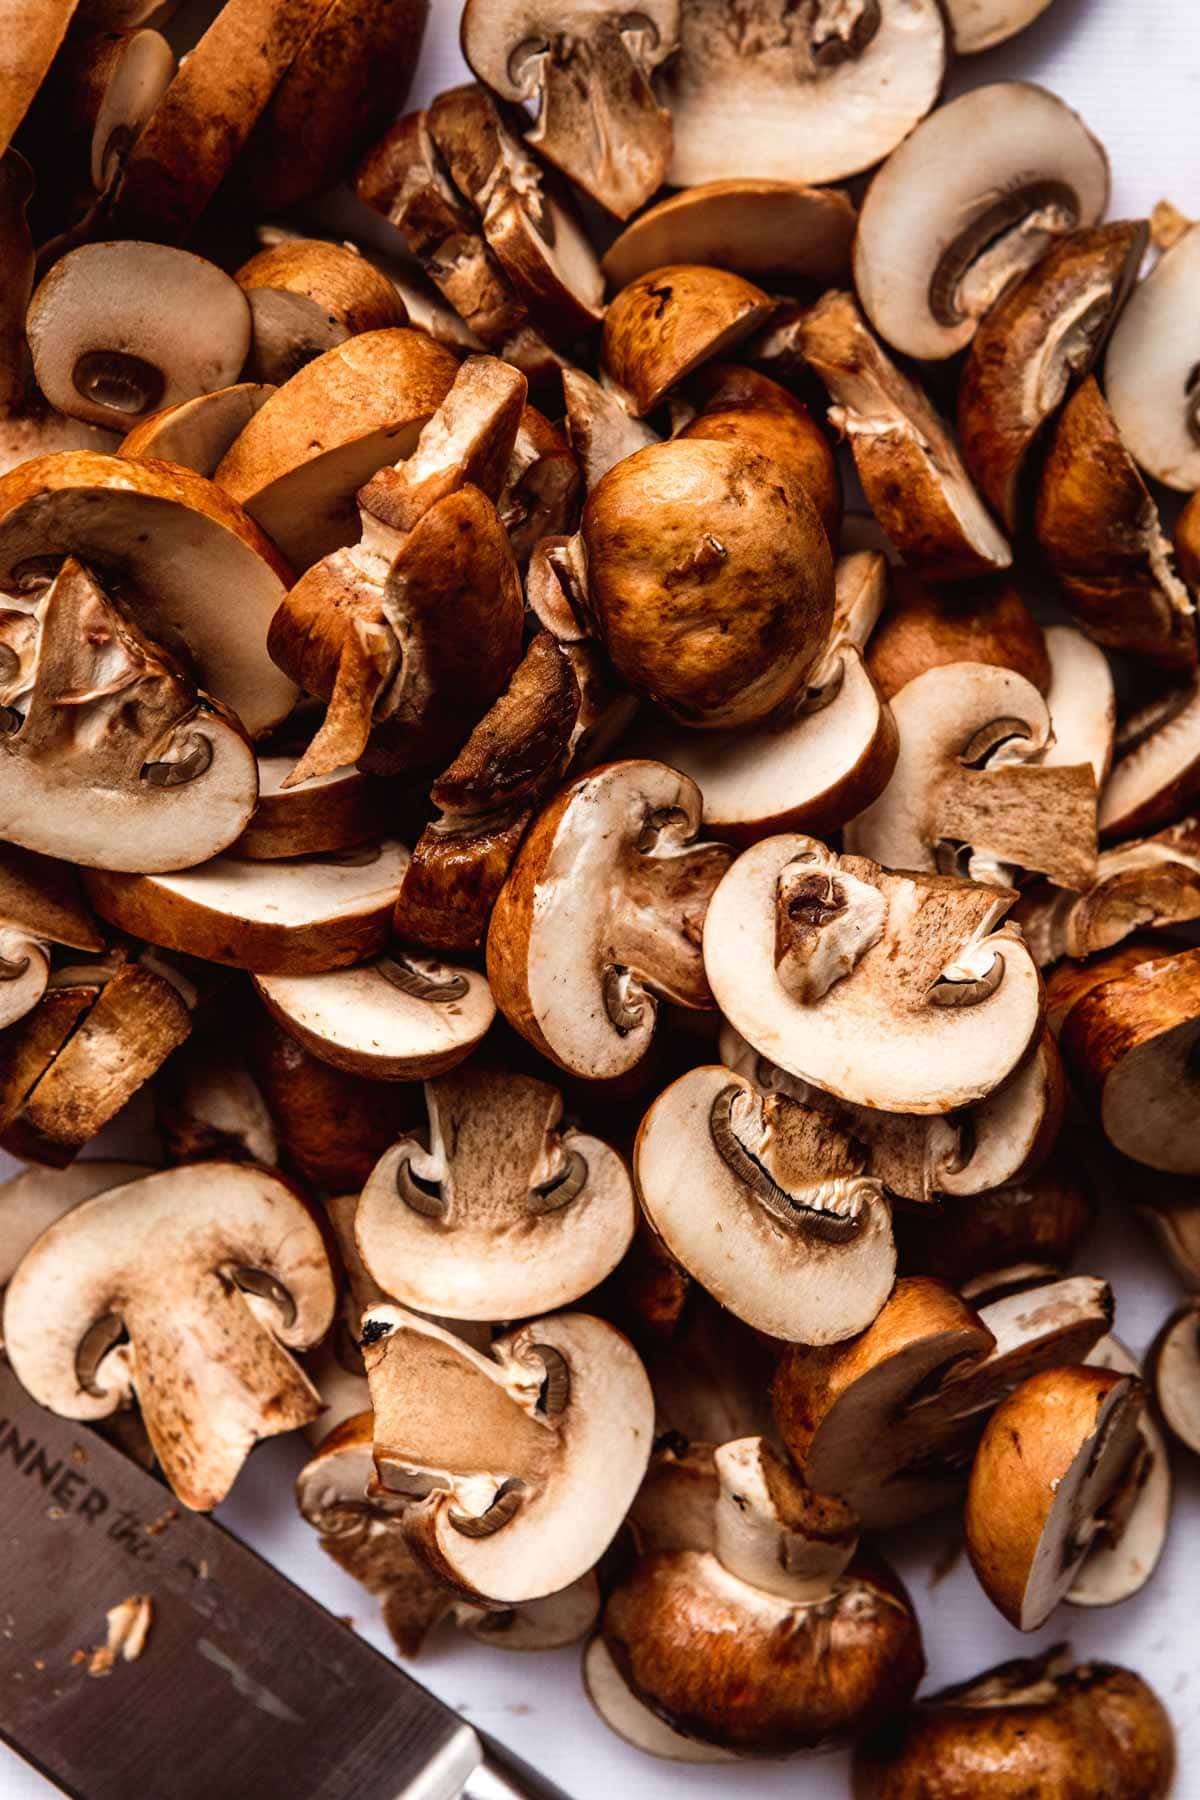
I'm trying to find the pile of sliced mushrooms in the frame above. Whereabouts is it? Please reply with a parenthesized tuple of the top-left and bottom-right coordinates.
(2, 0, 1199, 1786)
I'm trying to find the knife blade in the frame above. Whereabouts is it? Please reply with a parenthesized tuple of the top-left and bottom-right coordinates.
(0, 1359, 571, 1800)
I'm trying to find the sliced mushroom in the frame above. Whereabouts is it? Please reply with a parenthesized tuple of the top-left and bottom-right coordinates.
(852, 1647, 1175, 1799)
(662, 0, 946, 189)
(845, 662, 1098, 892)
(363, 1304, 653, 1604)
(233, 757, 390, 862)
(488, 760, 732, 1079)
(1105, 221, 1200, 491)
(799, 292, 1012, 578)
(1070, 1335, 1171, 1609)
(255, 950, 494, 1079)
(120, 383, 275, 476)
(958, 223, 1146, 532)
(1042, 623, 1115, 787)
(1151, 1301, 1200, 1456)
(498, 405, 581, 566)
(3, 1161, 334, 1509)
(0, 1159, 148, 1321)
(602, 180, 855, 291)
(865, 570, 1049, 704)
(601, 266, 774, 417)
(154, 1021, 279, 1169)
(0, 841, 102, 1030)
(235, 241, 407, 387)
(897, 1159, 1090, 1289)
(356, 1063, 634, 1318)
(705, 837, 1042, 1115)
(1100, 675, 1200, 840)
(855, 82, 1110, 361)
(965, 1363, 1147, 1629)
(561, 367, 660, 493)
(83, 841, 410, 975)
(1016, 817, 1200, 965)
(1036, 377, 1197, 671)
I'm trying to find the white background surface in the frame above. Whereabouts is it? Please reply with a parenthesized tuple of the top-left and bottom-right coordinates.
(6, 0, 1200, 1794)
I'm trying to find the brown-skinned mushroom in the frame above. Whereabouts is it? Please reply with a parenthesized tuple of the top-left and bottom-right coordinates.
(461, 0, 678, 219)
(233, 756, 392, 861)
(943, 0, 1057, 51)
(1099, 674, 1200, 840)
(355, 1062, 635, 1319)
(958, 222, 1147, 532)
(497, 405, 581, 566)
(704, 836, 1043, 1115)
(363, 1303, 653, 1604)
(234, 241, 407, 387)
(661, 0, 946, 189)
(601, 180, 856, 291)
(852, 1647, 1175, 1799)
(1036, 377, 1197, 670)
(1151, 1301, 1200, 1456)
(601, 265, 774, 417)
(799, 292, 1012, 578)
(1070, 1334, 1171, 1609)
(0, 2, 81, 160)
(488, 760, 733, 1079)
(2, 1161, 334, 1509)
(155, 1023, 279, 1169)
(844, 661, 1099, 892)
(0, 842, 103, 1030)
(855, 82, 1110, 362)
(965, 1363, 1147, 1629)
(1016, 816, 1200, 965)
(1105, 219, 1200, 490)
(895, 1157, 1090, 1287)
(561, 367, 660, 493)
(864, 570, 1050, 704)
(120, 383, 275, 476)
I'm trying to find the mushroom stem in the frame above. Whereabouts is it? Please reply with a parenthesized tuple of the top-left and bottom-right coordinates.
(713, 1437, 859, 1602)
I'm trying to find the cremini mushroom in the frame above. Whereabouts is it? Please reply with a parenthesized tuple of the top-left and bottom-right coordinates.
(1105, 219, 1200, 490)
(0, 841, 103, 1030)
(0, 2, 81, 161)
(943, 0, 1057, 51)
(2, 1161, 335, 1509)
(1042, 623, 1115, 786)
(864, 571, 1049, 704)
(1151, 1301, 1200, 1456)
(1099, 675, 1200, 840)
(1016, 817, 1200, 965)
(602, 181, 856, 291)
(855, 82, 1110, 361)
(497, 405, 581, 565)
(235, 240, 407, 386)
(561, 367, 660, 492)
(120, 383, 275, 476)
(601, 265, 774, 417)
(233, 756, 390, 862)
(895, 1157, 1090, 1288)
(1070, 1334, 1171, 1609)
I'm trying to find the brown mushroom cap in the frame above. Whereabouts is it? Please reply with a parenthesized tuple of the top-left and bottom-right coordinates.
(602, 265, 774, 417)
(676, 367, 841, 544)
(235, 240, 407, 387)
(896, 1157, 1089, 1287)
(1105, 221, 1200, 492)
(3, 1161, 335, 1509)
(1017, 816, 1200, 965)
(120, 383, 275, 476)
(944, 0, 1057, 51)
(865, 571, 1050, 703)
(602, 180, 856, 291)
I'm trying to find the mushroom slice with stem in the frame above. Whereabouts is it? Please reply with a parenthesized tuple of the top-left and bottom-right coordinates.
(255, 950, 494, 1080)
(601, 181, 856, 290)
(1105, 221, 1200, 491)
(561, 368, 659, 493)
(1036, 378, 1197, 671)
(363, 1305, 653, 1605)
(704, 836, 1042, 1115)
(120, 383, 275, 477)
(488, 760, 733, 1080)
(2, 1162, 334, 1510)
(855, 83, 1110, 363)
(234, 241, 407, 387)
(661, 0, 945, 190)
(0, 558, 259, 871)
(799, 293, 1012, 578)
(1016, 817, 1200, 966)
(0, 842, 103, 1031)
(356, 1063, 635, 1319)
(852, 1647, 1175, 1799)
(601, 266, 774, 417)
(958, 222, 1147, 533)
(865, 570, 1049, 704)
(0, 450, 296, 736)
(844, 661, 1099, 893)
(965, 1364, 1147, 1630)
(1070, 1335, 1171, 1609)
(634, 1066, 895, 1344)
(233, 757, 391, 862)
(83, 841, 409, 977)
(26, 244, 252, 434)
(0, 1160, 148, 1328)
(461, 0, 678, 219)
(1151, 1301, 1200, 1456)
(1099, 675, 1200, 840)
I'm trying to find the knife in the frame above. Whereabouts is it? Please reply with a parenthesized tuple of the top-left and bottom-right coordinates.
(0, 1359, 572, 1799)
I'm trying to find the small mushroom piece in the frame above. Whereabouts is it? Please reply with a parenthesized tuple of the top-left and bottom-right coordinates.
(865, 571, 1049, 705)
(461, 0, 678, 219)
(498, 406, 581, 567)
(364, 1304, 653, 1604)
(1016, 817, 1200, 965)
(601, 181, 856, 291)
(601, 266, 774, 417)
(896, 1159, 1090, 1288)
(580, 439, 833, 728)
(855, 83, 1110, 362)
(3, 1162, 334, 1510)
(852, 1647, 1175, 1799)
(1053, 942, 1200, 1175)
(235, 241, 407, 387)
(83, 841, 410, 976)
(1151, 1301, 1200, 1456)
(635, 1066, 895, 1343)
(958, 223, 1147, 532)
(1099, 675, 1200, 840)
(0, 3, 82, 158)
(0, 1160, 148, 1326)
(662, 0, 946, 189)
(154, 1022, 279, 1168)
(1042, 624, 1115, 787)
(0, 842, 102, 1030)
(1035, 378, 1197, 671)
(356, 1063, 635, 1318)
(965, 1364, 1147, 1630)
(233, 756, 391, 862)
(705, 837, 1042, 1114)
(1070, 1335, 1171, 1609)
(844, 662, 1099, 892)
(943, 0, 1056, 50)
(120, 383, 275, 476)
(255, 951, 494, 1080)
(799, 293, 1012, 578)
(488, 760, 733, 1079)
(1105, 221, 1200, 491)
(561, 367, 660, 493)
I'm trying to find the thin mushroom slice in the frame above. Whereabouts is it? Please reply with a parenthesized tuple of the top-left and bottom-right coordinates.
(958, 222, 1147, 533)
(1151, 1301, 1200, 1456)
(965, 1364, 1146, 1630)
(356, 1064, 635, 1318)
(233, 756, 391, 861)
(799, 293, 1012, 578)
(855, 82, 1110, 362)
(235, 241, 407, 386)
(944, 0, 1056, 50)
(1099, 675, 1200, 840)
(363, 1305, 653, 1605)
(0, 1160, 148, 1327)
(1016, 817, 1200, 966)
(83, 841, 410, 976)
(583, 1637, 735, 1764)
(601, 266, 774, 417)
(662, 0, 946, 190)
(0, 842, 102, 1030)
(1105, 222, 1200, 491)
(704, 836, 1042, 1115)
(1042, 625, 1115, 787)
(2, 1162, 334, 1511)
(120, 383, 275, 476)
(1069, 1336, 1171, 1609)
(561, 368, 660, 492)
(635, 1066, 895, 1344)
(255, 951, 494, 1080)
(602, 181, 855, 291)
(844, 661, 1099, 893)
(0, 558, 259, 872)
(488, 760, 733, 1080)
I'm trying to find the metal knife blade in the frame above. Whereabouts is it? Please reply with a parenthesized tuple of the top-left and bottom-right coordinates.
(0, 1360, 571, 1800)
